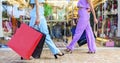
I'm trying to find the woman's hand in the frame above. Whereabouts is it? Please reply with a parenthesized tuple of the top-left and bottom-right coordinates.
(35, 18, 40, 25)
(94, 18, 98, 24)
(87, 8, 91, 13)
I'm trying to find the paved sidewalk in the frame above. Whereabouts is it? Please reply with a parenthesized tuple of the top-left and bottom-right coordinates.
(0, 47, 120, 63)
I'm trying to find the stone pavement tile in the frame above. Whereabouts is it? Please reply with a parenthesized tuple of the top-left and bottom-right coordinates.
(0, 48, 120, 63)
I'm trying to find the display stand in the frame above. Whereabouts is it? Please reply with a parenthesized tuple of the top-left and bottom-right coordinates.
(45, 1, 69, 43)
(96, 0, 118, 38)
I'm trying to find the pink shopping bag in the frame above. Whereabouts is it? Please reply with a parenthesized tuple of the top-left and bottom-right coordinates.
(105, 39, 114, 47)
(7, 23, 43, 60)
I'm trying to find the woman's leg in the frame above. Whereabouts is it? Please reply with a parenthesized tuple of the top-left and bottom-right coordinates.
(39, 17, 60, 55)
(85, 22, 96, 52)
(67, 19, 89, 51)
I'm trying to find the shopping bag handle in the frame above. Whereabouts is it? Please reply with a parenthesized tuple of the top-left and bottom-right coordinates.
(31, 24, 40, 31)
